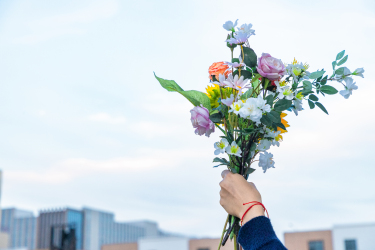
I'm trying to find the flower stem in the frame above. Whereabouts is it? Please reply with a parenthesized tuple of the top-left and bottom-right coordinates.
(219, 86, 228, 132)
(234, 234, 238, 250)
(218, 214, 229, 250)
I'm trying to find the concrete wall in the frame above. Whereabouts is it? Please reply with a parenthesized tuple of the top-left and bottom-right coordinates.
(139, 237, 189, 250)
(0, 232, 9, 248)
(333, 223, 375, 250)
(284, 230, 333, 250)
(101, 242, 137, 250)
(190, 238, 233, 250)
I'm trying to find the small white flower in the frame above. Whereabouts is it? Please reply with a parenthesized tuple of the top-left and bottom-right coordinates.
(277, 86, 294, 100)
(223, 19, 238, 31)
(352, 68, 364, 78)
(335, 67, 351, 82)
(225, 141, 242, 157)
(239, 98, 262, 124)
(229, 100, 244, 115)
(259, 152, 275, 173)
(214, 138, 229, 155)
(232, 31, 250, 45)
(255, 95, 271, 113)
(222, 94, 235, 107)
(339, 77, 358, 99)
(257, 139, 272, 151)
(292, 99, 303, 116)
(274, 80, 288, 93)
(236, 23, 255, 36)
(265, 128, 281, 147)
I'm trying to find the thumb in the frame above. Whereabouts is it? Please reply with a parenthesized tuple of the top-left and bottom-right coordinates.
(221, 170, 231, 179)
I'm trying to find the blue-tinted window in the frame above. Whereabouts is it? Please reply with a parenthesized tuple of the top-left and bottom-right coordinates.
(345, 239, 357, 250)
(67, 210, 83, 250)
(309, 240, 324, 250)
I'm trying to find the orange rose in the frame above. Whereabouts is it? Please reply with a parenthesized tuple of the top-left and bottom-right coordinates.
(208, 62, 230, 80)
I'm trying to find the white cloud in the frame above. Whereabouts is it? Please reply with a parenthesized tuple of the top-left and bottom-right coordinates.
(88, 112, 126, 124)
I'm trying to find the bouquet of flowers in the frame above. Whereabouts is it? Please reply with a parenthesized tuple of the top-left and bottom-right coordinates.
(154, 19, 364, 249)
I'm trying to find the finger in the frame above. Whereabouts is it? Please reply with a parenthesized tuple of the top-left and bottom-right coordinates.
(221, 170, 231, 179)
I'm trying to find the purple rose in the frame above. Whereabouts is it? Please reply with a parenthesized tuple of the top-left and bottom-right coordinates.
(256, 53, 286, 81)
(190, 105, 215, 137)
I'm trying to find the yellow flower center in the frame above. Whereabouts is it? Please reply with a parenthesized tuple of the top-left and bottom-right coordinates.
(283, 89, 293, 96)
(296, 92, 304, 100)
(217, 141, 226, 149)
(231, 146, 239, 154)
(234, 104, 241, 111)
(293, 67, 302, 76)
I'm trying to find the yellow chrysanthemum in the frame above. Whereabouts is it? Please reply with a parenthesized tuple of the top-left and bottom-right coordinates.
(205, 84, 232, 109)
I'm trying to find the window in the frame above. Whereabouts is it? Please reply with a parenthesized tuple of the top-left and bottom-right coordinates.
(345, 239, 357, 250)
(308, 240, 324, 250)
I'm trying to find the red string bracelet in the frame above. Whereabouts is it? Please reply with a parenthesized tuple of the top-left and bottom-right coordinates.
(240, 201, 269, 226)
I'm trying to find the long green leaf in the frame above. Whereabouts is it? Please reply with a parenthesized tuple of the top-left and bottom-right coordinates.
(336, 50, 345, 60)
(337, 55, 348, 66)
(316, 102, 329, 114)
(320, 85, 338, 95)
(309, 70, 326, 79)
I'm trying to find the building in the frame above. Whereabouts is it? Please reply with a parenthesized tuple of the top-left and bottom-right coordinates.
(102, 238, 234, 250)
(37, 208, 84, 250)
(284, 230, 333, 250)
(285, 222, 375, 250)
(332, 223, 375, 250)
(83, 207, 158, 250)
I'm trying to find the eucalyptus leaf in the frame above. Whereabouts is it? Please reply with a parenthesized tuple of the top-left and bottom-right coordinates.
(275, 122, 286, 130)
(320, 75, 328, 85)
(332, 61, 337, 70)
(337, 55, 348, 66)
(309, 94, 319, 101)
(320, 85, 338, 95)
(274, 99, 292, 111)
(309, 70, 326, 79)
(316, 102, 329, 114)
(303, 81, 312, 91)
(336, 50, 345, 60)
(335, 67, 345, 75)
(308, 99, 315, 109)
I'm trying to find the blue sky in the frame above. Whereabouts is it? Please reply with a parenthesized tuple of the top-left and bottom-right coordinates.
(0, 0, 374, 239)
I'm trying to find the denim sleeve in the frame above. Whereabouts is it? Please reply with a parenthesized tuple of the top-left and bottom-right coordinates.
(238, 216, 287, 250)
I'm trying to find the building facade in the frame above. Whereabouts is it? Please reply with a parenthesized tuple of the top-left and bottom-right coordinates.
(83, 207, 156, 250)
(284, 230, 333, 250)
(332, 223, 375, 250)
(1, 208, 37, 250)
(37, 208, 83, 250)
(102, 238, 234, 250)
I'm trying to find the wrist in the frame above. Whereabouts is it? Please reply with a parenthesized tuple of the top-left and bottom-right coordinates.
(240, 204, 265, 225)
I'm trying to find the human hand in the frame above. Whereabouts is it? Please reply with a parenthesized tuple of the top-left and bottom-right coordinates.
(219, 170, 265, 224)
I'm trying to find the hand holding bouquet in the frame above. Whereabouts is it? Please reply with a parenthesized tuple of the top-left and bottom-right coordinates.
(155, 19, 364, 249)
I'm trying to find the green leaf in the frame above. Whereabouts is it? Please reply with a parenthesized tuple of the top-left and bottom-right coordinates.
(233, 69, 252, 80)
(244, 168, 256, 175)
(241, 88, 253, 100)
(274, 99, 292, 112)
(309, 70, 326, 79)
(315, 102, 328, 114)
(209, 112, 223, 123)
(180, 90, 211, 110)
(337, 55, 348, 66)
(301, 90, 314, 96)
(336, 50, 345, 60)
(309, 94, 319, 101)
(308, 99, 315, 109)
(320, 75, 328, 85)
(274, 122, 286, 130)
(213, 157, 229, 165)
(332, 61, 337, 70)
(240, 47, 257, 68)
(335, 67, 345, 75)
(154, 73, 184, 92)
(260, 115, 272, 126)
(320, 85, 338, 95)
(232, 58, 240, 63)
(250, 142, 256, 152)
(154, 73, 211, 110)
(267, 111, 281, 123)
(265, 94, 274, 107)
(303, 80, 312, 91)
